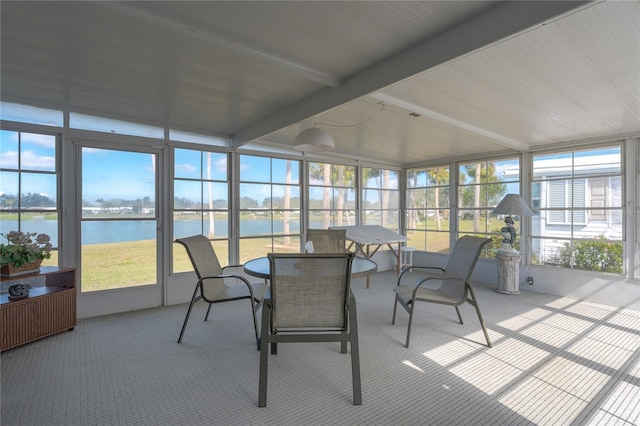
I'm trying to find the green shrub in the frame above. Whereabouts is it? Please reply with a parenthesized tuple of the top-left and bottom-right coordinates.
(548, 236, 623, 274)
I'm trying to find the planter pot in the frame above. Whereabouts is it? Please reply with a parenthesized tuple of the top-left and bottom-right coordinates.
(1, 259, 43, 277)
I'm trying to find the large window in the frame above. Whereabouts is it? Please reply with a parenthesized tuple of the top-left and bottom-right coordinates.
(308, 161, 356, 228)
(173, 148, 230, 272)
(458, 157, 520, 255)
(81, 147, 158, 291)
(239, 155, 301, 263)
(532, 145, 624, 273)
(0, 129, 59, 265)
(362, 167, 400, 230)
(406, 165, 451, 253)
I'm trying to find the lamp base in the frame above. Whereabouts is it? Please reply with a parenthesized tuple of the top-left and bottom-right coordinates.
(496, 288, 521, 295)
(496, 250, 520, 295)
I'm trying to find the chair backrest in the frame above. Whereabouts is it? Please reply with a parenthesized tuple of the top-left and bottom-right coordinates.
(304, 241, 315, 253)
(444, 236, 491, 281)
(267, 253, 354, 332)
(175, 235, 225, 299)
(305, 229, 347, 253)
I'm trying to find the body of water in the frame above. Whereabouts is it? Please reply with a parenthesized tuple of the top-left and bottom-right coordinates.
(3, 219, 328, 245)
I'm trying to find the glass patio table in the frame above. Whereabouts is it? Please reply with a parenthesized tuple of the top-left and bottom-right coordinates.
(243, 256, 377, 280)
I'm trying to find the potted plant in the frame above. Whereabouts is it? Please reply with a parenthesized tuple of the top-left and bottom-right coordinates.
(0, 231, 52, 277)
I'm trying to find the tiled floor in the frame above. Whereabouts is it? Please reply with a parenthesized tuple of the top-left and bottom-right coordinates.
(1, 271, 639, 425)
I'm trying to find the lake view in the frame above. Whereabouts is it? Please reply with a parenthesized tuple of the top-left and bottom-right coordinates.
(2, 219, 328, 246)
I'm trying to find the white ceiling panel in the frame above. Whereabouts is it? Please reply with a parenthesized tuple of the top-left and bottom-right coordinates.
(2, 1, 637, 165)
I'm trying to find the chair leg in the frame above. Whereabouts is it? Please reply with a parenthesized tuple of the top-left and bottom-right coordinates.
(454, 306, 464, 324)
(258, 300, 271, 407)
(405, 300, 416, 348)
(204, 303, 213, 321)
(349, 300, 362, 405)
(249, 298, 261, 350)
(467, 286, 492, 348)
(392, 294, 398, 324)
(342, 290, 354, 354)
(177, 287, 202, 343)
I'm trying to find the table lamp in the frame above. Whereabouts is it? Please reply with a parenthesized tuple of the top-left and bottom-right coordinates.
(492, 194, 533, 295)
(491, 194, 534, 252)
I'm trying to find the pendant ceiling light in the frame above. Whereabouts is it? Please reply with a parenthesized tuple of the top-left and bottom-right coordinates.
(293, 127, 335, 153)
(293, 102, 387, 153)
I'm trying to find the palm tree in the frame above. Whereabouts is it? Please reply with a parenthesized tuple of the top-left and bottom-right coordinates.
(460, 163, 507, 233)
(427, 167, 449, 231)
(283, 160, 292, 245)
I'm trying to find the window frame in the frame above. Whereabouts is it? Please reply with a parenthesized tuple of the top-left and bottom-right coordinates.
(238, 153, 302, 262)
(361, 166, 401, 231)
(307, 160, 358, 229)
(172, 147, 232, 271)
(405, 164, 452, 253)
(531, 143, 625, 273)
(0, 128, 61, 266)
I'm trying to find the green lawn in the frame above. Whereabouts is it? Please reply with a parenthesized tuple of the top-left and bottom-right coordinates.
(69, 218, 505, 292)
(78, 237, 298, 291)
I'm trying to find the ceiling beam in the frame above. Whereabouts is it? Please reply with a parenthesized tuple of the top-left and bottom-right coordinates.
(232, 1, 591, 146)
(371, 93, 530, 151)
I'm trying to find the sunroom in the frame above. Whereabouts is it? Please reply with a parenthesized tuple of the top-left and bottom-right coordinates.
(1, 1, 639, 424)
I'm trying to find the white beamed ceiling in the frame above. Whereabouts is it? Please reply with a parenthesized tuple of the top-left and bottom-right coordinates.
(1, 1, 638, 166)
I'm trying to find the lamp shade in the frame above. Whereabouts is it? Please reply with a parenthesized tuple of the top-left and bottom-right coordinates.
(293, 128, 335, 152)
(492, 194, 534, 216)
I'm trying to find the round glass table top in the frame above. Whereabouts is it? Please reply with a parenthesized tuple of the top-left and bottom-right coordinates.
(243, 256, 377, 280)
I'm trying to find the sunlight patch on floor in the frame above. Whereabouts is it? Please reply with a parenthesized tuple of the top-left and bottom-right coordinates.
(563, 301, 617, 319)
(533, 357, 610, 401)
(519, 307, 556, 321)
(499, 375, 589, 424)
(539, 312, 596, 334)
(402, 360, 425, 373)
(566, 337, 635, 370)
(489, 339, 550, 371)
(422, 339, 487, 367)
(589, 381, 640, 425)
(449, 351, 523, 395)
(607, 309, 640, 328)
(495, 312, 541, 331)
(587, 325, 640, 351)
(544, 297, 580, 310)
(520, 321, 580, 347)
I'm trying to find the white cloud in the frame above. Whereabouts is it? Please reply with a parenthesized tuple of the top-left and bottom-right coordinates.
(0, 150, 18, 166)
(20, 150, 55, 170)
(20, 133, 55, 148)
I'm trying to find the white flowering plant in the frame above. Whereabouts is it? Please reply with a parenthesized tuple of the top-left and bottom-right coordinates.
(0, 231, 52, 267)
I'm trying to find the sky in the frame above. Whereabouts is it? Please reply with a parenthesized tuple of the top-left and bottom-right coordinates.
(1, 130, 57, 200)
(81, 148, 156, 203)
(1, 128, 618, 207)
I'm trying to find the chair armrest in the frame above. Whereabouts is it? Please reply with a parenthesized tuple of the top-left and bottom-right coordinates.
(411, 276, 468, 297)
(222, 264, 252, 278)
(198, 273, 260, 298)
(397, 266, 445, 285)
(405, 265, 444, 273)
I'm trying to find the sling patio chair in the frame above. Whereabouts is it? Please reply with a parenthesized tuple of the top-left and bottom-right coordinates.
(305, 228, 347, 253)
(175, 235, 267, 349)
(392, 235, 493, 348)
(258, 252, 361, 407)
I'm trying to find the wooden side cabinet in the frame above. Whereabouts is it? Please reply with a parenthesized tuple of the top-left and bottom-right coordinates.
(1, 266, 77, 351)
